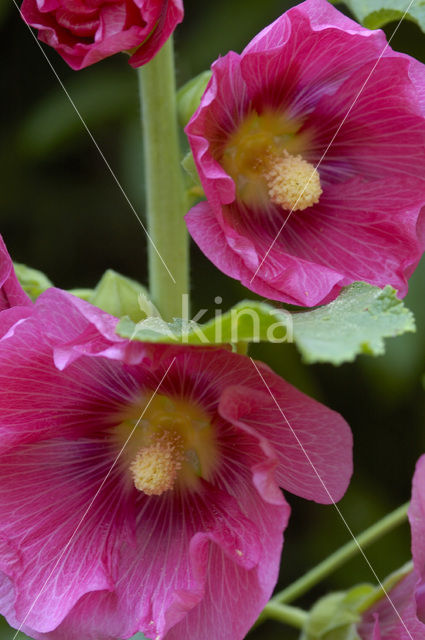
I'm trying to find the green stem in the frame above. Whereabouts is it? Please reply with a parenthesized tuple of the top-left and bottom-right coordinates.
(271, 502, 409, 607)
(262, 603, 308, 629)
(138, 38, 189, 321)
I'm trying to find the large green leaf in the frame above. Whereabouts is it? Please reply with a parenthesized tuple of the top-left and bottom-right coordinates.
(117, 300, 291, 345)
(336, 0, 425, 31)
(292, 283, 415, 365)
(117, 283, 414, 365)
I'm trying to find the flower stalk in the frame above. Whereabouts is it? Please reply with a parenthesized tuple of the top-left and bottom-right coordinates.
(268, 502, 409, 609)
(262, 602, 308, 628)
(138, 37, 189, 321)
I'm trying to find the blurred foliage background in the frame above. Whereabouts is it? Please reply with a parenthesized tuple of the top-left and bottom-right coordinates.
(1, 0, 425, 638)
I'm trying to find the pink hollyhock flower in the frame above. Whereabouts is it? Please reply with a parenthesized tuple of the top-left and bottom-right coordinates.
(409, 454, 425, 625)
(357, 570, 425, 639)
(355, 453, 425, 639)
(20, 0, 183, 70)
(185, 0, 425, 307)
(0, 235, 31, 310)
(0, 287, 352, 640)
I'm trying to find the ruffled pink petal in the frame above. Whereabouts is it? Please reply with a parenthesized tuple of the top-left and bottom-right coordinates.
(185, 200, 344, 306)
(241, 0, 387, 118)
(0, 291, 153, 453)
(0, 236, 31, 310)
(0, 437, 134, 633)
(24, 479, 287, 640)
(167, 483, 288, 640)
(218, 367, 352, 503)
(266, 179, 425, 300)
(357, 571, 425, 639)
(244, 0, 382, 57)
(409, 455, 425, 622)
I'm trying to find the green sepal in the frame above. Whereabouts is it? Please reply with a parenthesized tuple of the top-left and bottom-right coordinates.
(177, 70, 212, 128)
(13, 262, 53, 301)
(89, 270, 150, 322)
(67, 288, 94, 302)
(301, 585, 374, 640)
(181, 151, 205, 201)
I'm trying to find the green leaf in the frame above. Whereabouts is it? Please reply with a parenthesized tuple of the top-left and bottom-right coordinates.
(89, 270, 150, 322)
(117, 300, 292, 345)
(116, 283, 414, 365)
(335, 0, 425, 31)
(13, 262, 53, 301)
(181, 151, 205, 202)
(292, 283, 415, 365)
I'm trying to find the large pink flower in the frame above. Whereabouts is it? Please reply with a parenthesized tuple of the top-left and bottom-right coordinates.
(0, 235, 31, 311)
(353, 454, 425, 639)
(20, 0, 183, 70)
(0, 287, 352, 640)
(185, 0, 425, 307)
(408, 454, 425, 626)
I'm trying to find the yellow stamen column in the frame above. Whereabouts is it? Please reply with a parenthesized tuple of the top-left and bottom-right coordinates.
(264, 151, 322, 211)
(130, 431, 183, 496)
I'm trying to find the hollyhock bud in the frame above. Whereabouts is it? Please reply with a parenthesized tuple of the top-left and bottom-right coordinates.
(185, 0, 425, 307)
(20, 0, 184, 70)
(0, 287, 352, 640)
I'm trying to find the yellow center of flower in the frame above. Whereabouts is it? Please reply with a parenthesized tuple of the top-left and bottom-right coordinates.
(115, 394, 216, 496)
(221, 110, 321, 211)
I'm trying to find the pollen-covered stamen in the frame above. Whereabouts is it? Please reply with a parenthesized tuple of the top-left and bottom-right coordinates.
(130, 431, 183, 496)
(263, 150, 322, 211)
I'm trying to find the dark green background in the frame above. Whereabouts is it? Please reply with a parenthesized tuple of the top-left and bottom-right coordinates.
(1, 1, 425, 638)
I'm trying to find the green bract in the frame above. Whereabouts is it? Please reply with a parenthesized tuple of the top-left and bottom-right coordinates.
(87, 269, 149, 323)
(177, 70, 212, 128)
(300, 587, 369, 640)
(13, 262, 53, 301)
(301, 563, 414, 639)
